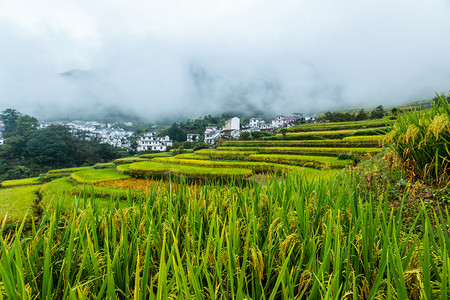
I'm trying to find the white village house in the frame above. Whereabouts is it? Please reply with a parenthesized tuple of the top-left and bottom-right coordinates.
(137, 132, 173, 152)
(247, 118, 273, 131)
(187, 133, 200, 142)
(222, 117, 241, 139)
(204, 127, 222, 145)
(204, 117, 242, 145)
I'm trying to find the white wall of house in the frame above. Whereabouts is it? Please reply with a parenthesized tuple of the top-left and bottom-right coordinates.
(187, 134, 200, 142)
(223, 117, 240, 130)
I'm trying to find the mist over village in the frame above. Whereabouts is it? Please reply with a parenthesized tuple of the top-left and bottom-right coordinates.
(1, 1, 450, 299)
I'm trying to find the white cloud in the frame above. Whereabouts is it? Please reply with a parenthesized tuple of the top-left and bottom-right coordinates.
(0, 0, 449, 119)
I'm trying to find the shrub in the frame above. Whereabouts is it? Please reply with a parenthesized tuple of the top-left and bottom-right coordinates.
(337, 153, 353, 160)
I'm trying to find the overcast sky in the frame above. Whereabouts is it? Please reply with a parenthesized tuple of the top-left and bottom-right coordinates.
(1, 0, 450, 120)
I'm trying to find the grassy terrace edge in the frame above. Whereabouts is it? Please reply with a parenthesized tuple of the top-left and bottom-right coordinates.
(128, 161, 253, 179)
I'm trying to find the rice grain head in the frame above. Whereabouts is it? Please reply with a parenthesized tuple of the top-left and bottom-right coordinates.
(427, 114, 450, 140)
(404, 124, 420, 144)
(384, 129, 397, 144)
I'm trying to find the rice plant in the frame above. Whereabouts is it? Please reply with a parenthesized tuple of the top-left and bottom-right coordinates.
(385, 93, 450, 185)
(0, 172, 448, 298)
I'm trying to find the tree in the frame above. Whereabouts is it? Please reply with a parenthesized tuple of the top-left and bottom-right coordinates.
(355, 109, 368, 121)
(26, 129, 68, 168)
(391, 107, 400, 117)
(164, 123, 186, 142)
(13, 115, 38, 137)
(370, 105, 385, 119)
(0, 108, 21, 137)
(279, 128, 288, 138)
(239, 131, 251, 140)
(1, 135, 27, 159)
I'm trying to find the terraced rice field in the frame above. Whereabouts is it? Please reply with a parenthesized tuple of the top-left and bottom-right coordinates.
(156, 120, 387, 177)
(0, 177, 41, 187)
(128, 161, 253, 179)
(287, 119, 386, 132)
(71, 168, 130, 184)
(0, 119, 387, 223)
(0, 185, 40, 222)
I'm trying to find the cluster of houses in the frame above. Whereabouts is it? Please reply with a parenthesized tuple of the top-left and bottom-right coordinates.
(200, 114, 316, 145)
(38, 121, 173, 152)
(39, 121, 135, 148)
(0, 113, 315, 152)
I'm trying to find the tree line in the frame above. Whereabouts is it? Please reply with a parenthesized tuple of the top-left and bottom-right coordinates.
(320, 105, 387, 123)
(0, 109, 120, 180)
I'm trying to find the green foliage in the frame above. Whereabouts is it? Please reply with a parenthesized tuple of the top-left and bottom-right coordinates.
(0, 185, 39, 222)
(71, 168, 130, 184)
(239, 131, 251, 140)
(163, 123, 186, 142)
(370, 105, 386, 119)
(355, 108, 368, 120)
(320, 106, 386, 122)
(0, 108, 20, 138)
(0, 119, 121, 181)
(13, 115, 38, 137)
(26, 129, 68, 168)
(193, 142, 210, 151)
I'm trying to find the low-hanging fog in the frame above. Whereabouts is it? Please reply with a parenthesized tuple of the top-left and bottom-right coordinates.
(1, 0, 450, 121)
